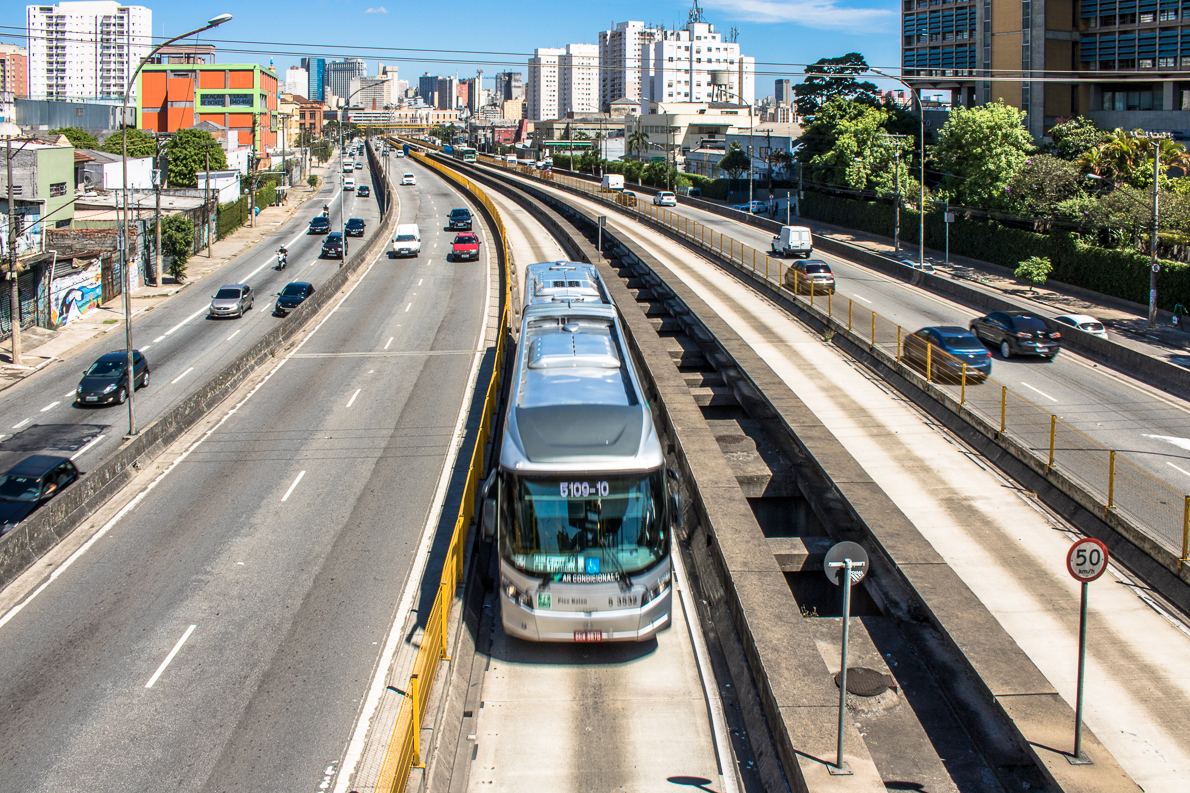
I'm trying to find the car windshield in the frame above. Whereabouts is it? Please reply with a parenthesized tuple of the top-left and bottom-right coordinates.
(1011, 316, 1048, 331)
(804, 264, 831, 274)
(281, 285, 308, 297)
(455, 236, 476, 244)
(348, 219, 363, 226)
(0, 473, 42, 502)
(504, 471, 668, 578)
(1082, 322, 1105, 331)
(327, 234, 341, 241)
(396, 234, 415, 242)
(938, 332, 984, 350)
(85, 359, 125, 376)
(451, 210, 468, 217)
(215, 288, 242, 300)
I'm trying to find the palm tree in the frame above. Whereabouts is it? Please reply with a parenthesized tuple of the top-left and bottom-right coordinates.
(628, 128, 651, 161)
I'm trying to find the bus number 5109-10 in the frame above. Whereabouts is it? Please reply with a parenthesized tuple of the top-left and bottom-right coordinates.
(561, 481, 610, 498)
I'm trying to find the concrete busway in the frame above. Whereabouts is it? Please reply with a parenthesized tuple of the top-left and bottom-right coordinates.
(459, 159, 1190, 793)
(480, 161, 1190, 567)
(0, 146, 494, 792)
(0, 147, 381, 477)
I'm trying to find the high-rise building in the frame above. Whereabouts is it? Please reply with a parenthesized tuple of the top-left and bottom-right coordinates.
(437, 75, 457, 110)
(775, 79, 791, 105)
(598, 21, 661, 112)
(301, 57, 325, 101)
(904, 0, 1190, 138)
(26, 2, 152, 101)
(527, 43, 598, 120)
(0, 44, 29, 98)
(495, 71, 523, 101)
(640, 21, 754, 111)
(285, 67, 307, 97)
(418, 72, 438, 106)
(325, 57, 366, 105)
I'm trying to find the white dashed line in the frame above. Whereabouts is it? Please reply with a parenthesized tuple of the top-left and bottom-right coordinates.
(260, 306, 270, 313)
(1020, 382, 1058, 403)
(40, 401, 59, 412)
(281, 470, 306, 502)
(145, 624, 196, 689)
(345, 389, 361, 408)
(141, 345, 152, 352)
(405, 303, 411, 312)
(227, 329, 242, 341)
(63, 390, 75, 399)
(171, 367, 194, 385)
(70, 434, 106, 460)
(418, 278, 423, 286)
(153, 335, 166, 343)
(1168, 462, 1190, 479)
(12, 418, 30, 430)
(164, 306, 208, 336)
(384, 337, 393, 350)
(853, 294, 872, 304)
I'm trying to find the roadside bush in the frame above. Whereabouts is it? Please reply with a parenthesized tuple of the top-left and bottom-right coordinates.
(161, 214, 193, 281)
(217, 196, 249, 239)
(1015, 256, 1052, 291)
(307, 174, 319, 189)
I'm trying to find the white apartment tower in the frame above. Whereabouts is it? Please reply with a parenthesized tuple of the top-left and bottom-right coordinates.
(527, 43, 598, 120)
(640, 21, 754, 112)
(26, 2, 152, 101)
(598, 21, 660, 112)
(285, 67, 308, 97)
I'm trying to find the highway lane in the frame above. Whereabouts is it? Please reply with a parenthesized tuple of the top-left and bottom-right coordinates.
(491, 173, 1190, 792)
(485, 165, 1190, 512)
(0, 150, 492, 792)
(0, 147, 379, 476)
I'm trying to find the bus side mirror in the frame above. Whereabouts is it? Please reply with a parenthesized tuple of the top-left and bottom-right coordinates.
(666, 467, 684, 530)
(480, 470, 497, 541)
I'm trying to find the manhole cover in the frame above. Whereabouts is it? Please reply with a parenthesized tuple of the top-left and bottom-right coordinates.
(833, 667, 895, 697)
(715, 434, 747, 446)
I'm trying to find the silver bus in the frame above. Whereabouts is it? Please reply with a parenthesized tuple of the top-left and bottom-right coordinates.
(524, 260, 609, 307)
(480, 296, 681, 642)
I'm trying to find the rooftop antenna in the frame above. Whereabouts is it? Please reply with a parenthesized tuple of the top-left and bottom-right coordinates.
(688, 0, 705, 24)
(727, 27, 738, 43)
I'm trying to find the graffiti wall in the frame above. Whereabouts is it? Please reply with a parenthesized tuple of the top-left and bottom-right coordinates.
(50, 259, 103, 328)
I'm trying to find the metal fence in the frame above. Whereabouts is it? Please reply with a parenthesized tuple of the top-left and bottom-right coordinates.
(371, 145, 510, 793)
(475, 153, 1190, 571)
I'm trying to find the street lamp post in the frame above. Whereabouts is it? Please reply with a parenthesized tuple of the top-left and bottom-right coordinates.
(880, 133, 908, 253)
(871, 69, 925, 269)
(119, 12, 233, 436)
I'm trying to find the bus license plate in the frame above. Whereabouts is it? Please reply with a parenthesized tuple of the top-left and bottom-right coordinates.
(574, 630, 603, 643)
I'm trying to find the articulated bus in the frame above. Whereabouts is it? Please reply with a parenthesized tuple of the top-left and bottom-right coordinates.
(480, 262, 681, 642)
(453, 146, 477, 163)
(524, 260, 610, 305)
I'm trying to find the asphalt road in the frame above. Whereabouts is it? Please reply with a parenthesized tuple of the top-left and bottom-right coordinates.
(0, 150, 492, 792)
(0, 149, 380, 476)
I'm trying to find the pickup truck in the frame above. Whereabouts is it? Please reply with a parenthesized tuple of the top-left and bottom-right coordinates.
(450, 233, 481, 262)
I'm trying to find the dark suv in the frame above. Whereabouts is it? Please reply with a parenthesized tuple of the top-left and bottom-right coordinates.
(448, 208, 473, 230)
(345, 218, 366, 237)
(321, 232, 348, 259)
(309, 216, 330, 234)
(969, 310, 1061, 359)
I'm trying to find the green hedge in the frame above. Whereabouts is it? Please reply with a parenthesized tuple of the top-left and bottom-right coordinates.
(256, 181, 276, 209)
(217, 196, 249, 240)
(800, 190, 1189, 310)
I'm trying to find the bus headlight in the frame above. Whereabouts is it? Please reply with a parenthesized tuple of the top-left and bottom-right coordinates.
(641, 573, 670, 606)
(501, 578, 533, 609)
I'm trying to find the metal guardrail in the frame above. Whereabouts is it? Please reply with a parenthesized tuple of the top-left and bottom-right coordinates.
(371, 144, 510, 793)
(475, 153, 1190, 576)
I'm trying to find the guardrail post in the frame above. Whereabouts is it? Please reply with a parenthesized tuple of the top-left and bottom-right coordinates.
(810, 278, 815, 309)
(1182, 496, 1189, 573)
(441, 580, 452, 658)
(896, 326, 902, 362)
(752, 248, 756, 273)
(1000, 386, 1007, 437)
(926, 342, 932, 382)
(960, 364, 967, 404)
(1106, 451, 1116, 516)
(871, 311, 876, 348)
(1048, 415, 1057, 473)
(410, 674, 422, 766)
(847, 299, 852, 331)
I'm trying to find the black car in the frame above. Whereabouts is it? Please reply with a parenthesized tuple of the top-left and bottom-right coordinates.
(321, 232, 348, 259)
(969, 310, 1061, 359)
(275, 282, 315, 316)
(345, 217, 366, 237)
(0, 455, 80, 536)
(448, 208, 473, 230)
(76, 350, 149, 405)
(309, 216, 331, 234)
(357, 185, 370, 198)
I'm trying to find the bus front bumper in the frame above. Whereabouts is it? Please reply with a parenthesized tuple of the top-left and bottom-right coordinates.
(500, 588, 672, 643)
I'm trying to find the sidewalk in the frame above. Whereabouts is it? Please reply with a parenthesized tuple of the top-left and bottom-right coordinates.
(0, 151, 341, 391)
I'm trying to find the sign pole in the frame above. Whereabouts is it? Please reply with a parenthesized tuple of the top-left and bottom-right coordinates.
(1064, 536, 1106, 765)
(1073, 581, 1090, 763)
(823, 541, 866, 777)
(834, 558, 854, 775)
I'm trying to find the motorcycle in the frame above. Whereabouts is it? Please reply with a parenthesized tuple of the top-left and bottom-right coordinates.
(277, 247, 288, 271)
(321, 205, 329, 218)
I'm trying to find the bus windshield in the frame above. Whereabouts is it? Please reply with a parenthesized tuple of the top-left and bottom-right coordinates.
(503, 471, 667, 578)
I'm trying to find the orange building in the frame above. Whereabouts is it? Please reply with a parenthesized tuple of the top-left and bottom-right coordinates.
(138, 63, 278, 155)
(0, 44, 28, 98)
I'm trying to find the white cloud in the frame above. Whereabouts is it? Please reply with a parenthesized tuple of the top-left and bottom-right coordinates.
(364, 6, 387, 12)
(701, 0, 894, 30)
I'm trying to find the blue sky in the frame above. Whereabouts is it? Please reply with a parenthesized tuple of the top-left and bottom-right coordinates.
(7, 0, 904, 95)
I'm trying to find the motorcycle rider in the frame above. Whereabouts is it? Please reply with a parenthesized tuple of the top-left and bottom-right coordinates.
(277, 245, 288, 270)
(322, 204, 329, 218)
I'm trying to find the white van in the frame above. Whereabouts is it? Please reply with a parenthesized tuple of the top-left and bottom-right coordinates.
(771, 225, 813, 258)
(390, 224, 421, 258)
(601, 174, 625, 191)
(344, 177, 355, 191)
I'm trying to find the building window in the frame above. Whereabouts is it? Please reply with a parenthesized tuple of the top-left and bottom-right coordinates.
(1100, 14, 1116, 25)
(229, 93, 253, 106)
(1140, 58, 1154, 67)
(1159, 56, 1176, 66)
(49, 182, 66, 197)
(200, 93, 225, 106)
(1140, 11, 1155, 22)
(1159, 9, 1178, 20)
(1119, 12, 1136, 23)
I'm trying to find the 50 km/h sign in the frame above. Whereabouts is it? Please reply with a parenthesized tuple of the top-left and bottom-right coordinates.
(1067, 538, 1109, 582)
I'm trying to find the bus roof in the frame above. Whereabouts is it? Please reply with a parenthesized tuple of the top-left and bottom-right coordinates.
(525, 260, 609, 307)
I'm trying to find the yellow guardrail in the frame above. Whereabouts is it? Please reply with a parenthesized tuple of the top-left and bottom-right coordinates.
(475, 152, 1190, 573)
(372, 141, 511, 793)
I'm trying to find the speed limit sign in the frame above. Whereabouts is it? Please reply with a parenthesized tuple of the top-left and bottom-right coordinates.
(1067, 538, 1109, 582)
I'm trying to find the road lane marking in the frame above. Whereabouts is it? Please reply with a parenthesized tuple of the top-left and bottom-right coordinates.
(153, 335, 166, 343)
(171, 367, 194, 385)
(1169, 462, 1190, 479)
(384, 337, 393, 350)
(853, 294, 872, 304)
(260, 306, 270, 313)
(141, 344, 152, 352)
(12, 418, 30, 430)
(40, 401, 60, 412)
(164, 306, 208, 336)
(418, 278, 423, 286)
(405, 303, 411, 312)
(145, 624, 196, 689)
(281, 470, 306, 502)
(70, 434, 106, 460)
(63, 390, 75, 398)
(1143, 434, 1190, 452)
(345, 388, 361, 408)
(1020, 382, 1058, 403)
(227, 329, 242, 341)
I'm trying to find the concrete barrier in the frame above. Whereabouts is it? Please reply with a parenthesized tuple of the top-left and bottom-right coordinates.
(0, 140, 399, 591)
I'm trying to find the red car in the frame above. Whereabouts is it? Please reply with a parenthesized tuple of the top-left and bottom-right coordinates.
(450, 233, 480, 262)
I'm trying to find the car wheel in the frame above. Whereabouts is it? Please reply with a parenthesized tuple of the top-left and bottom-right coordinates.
(1000, 340, 1012, 359)
(141, 369, 150, 388)
(117, 387, 127, 404)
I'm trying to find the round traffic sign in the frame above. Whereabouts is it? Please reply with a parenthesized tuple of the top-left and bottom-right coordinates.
(824, 541, 869, 586)
(1066, 538, 1109, 582)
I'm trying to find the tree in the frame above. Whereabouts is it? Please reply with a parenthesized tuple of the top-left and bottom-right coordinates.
(1015, 256, 1052, 292)
(627, 128, 651, 160)
(1048, 117, 1109, 161)
(718, 142, 751, 179)
(792, 53, 879, 119)
(1006, 155, 1087, 223)
(307, 174, 319, 189)
(100, 127, 156, 158)
(50, 127, 98, 149)
(805, 101, 912, 197)
(159, 214, 193, 281)
(933, 101, 1033, 208)
(166, 128, 227, 188)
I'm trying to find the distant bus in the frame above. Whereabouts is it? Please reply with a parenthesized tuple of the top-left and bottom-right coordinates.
(453, 146, 477, 163)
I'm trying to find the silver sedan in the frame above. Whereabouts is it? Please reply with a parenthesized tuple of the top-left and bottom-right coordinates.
(209, 284, 254, 318)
